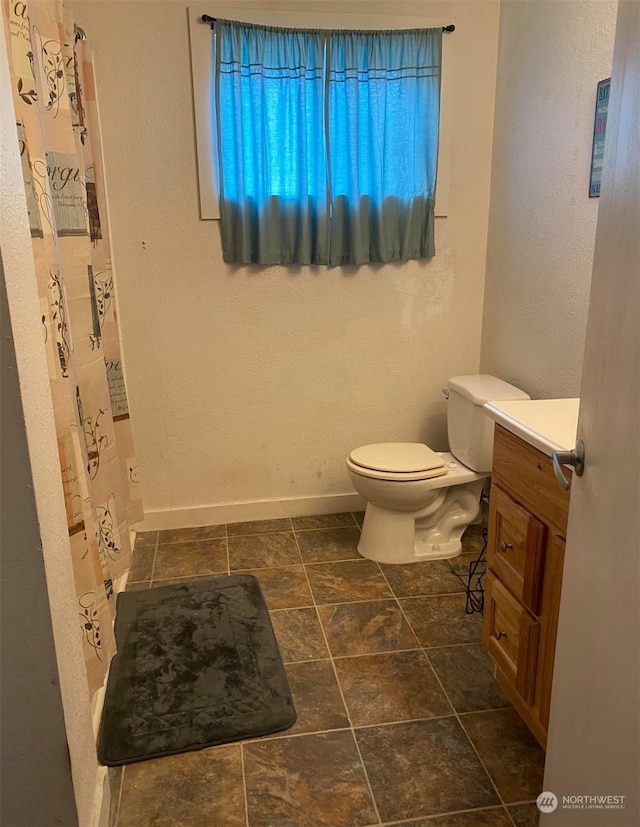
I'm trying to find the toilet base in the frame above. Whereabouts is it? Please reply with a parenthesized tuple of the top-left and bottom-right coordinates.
(357, 479, 484, 564)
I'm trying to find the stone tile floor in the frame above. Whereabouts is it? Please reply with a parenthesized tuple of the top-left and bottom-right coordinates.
(110, 515, 543, 827)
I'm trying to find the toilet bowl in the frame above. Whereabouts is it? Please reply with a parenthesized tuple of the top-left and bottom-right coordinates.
(347, 375, 530, 564)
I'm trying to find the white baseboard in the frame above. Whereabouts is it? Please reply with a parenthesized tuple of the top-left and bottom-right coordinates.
(135, 492, 366, 532)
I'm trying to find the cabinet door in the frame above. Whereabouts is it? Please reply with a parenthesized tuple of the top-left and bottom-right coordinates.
(483, 575, 540, 703)
(539, 533, 566, 728)
(488, 485, 547, 614)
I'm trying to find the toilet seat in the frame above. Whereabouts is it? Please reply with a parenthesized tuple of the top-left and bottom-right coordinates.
(348, 442, 449, 482)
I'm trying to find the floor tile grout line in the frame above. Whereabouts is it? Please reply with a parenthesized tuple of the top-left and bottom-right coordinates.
(454, 713, 515, 813)
(244, 558, 369, 571)
(292, 531, 383, 825)
(393, 594, 479, 650)
(435, 687, 511, 813)
(269, 592, 466, 611)
(376, 564, 510, 814)
(152, 532, 227, 546)
(260, 708, 455, 740)
(371, 565, 422, 649)
(388, 588, 468, 599)
(150, 571, 228, 585)
(421, 640, 489, 652)
(455, 706, 514, 718)
(293, 530, 331, 664)
(505, 803, 520, 827)
(142, 568, 464, 598)
(376, 802, 516, 826)
(502, 798, 541, 827)
(317, 629, 384, 826)
(232, 555, 364, 572)
(280, 647, 424, 664)
(248, 712, 486, 747)
(239, 743, 250, 827)
(135, 573, 468, 609)
(227, 524, 361, 540)
(243, 725, 354, 746)
(420, 643, 511, 813)
(149, 533, 159, 584)
(242, 707, 497, 746)
(290, 524, 363, 568)
(289, 541, 390, 604)
(143, 521, 363, 544)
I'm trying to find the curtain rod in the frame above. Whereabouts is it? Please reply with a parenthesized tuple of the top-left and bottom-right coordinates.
(201, 15, 455, 32)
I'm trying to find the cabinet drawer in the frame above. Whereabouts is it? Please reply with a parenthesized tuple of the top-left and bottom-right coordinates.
(483, 576, 539, 703)
(488, 485, 546, 613)
(492, 425, 571, 530)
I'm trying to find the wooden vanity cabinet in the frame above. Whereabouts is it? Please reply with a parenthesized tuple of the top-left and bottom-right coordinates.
(482, 425, 570, 748)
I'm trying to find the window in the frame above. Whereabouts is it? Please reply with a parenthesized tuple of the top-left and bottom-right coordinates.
(189, 6, 453, 263)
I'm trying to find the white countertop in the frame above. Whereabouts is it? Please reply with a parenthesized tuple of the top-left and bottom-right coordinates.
(483, 398, 580, 456)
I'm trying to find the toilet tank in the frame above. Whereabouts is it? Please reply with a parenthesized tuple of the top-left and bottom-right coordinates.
(447, 375, 530, 472)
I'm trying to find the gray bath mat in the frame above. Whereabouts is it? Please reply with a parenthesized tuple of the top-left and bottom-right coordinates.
(98, 574, 296, 765)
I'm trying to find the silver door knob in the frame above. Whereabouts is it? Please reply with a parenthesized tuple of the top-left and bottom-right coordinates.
(494, 630, 507, 640)
(499, 541, 513, 552)
(552, 438, 585, 490)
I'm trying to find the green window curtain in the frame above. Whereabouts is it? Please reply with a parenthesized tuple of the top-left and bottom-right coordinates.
(215, 20, 442, 266)
(216, 21, 329, 264)
(326, 28, 441, 264)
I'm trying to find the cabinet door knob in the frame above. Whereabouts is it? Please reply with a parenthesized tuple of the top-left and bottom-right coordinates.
(494, 629, 507, 640)
(499, 541, 513, 552)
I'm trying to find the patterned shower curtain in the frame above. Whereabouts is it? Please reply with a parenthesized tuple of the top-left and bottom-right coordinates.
(3, 0, 143, 699)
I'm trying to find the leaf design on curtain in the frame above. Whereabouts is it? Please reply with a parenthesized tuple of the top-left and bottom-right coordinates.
(33, 26, 65, 116)
(79, 592, 102, 659)
(84, 408, 108, 479)
(88, 268, 111, 349)
(71, 50, 88, 145)
(94, 516, 116, 600)
(97, 493, 122, 563)
(88, 265, 102, 348)
(48, 269, 70, 377)
(94, 271, 112, 321)
(17, 76, 37, 104)
(85, 172, 102, 244)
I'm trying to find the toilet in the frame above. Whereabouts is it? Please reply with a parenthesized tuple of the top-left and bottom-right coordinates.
(346, 374, 530, 564)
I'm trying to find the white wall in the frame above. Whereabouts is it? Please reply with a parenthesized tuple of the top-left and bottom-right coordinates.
(0, 20, 103, 827)
(72, 0, 501, 528)
(480, 0, 617, 399)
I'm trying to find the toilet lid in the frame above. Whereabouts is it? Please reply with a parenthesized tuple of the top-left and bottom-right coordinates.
(349, 443, 447, 475)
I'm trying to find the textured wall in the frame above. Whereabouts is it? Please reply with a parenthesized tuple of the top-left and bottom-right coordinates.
(1, 255, 79, 827)
(71, 0, 501, 521)
(0, 22, 100, 827)
(480, 0, 617, 399)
